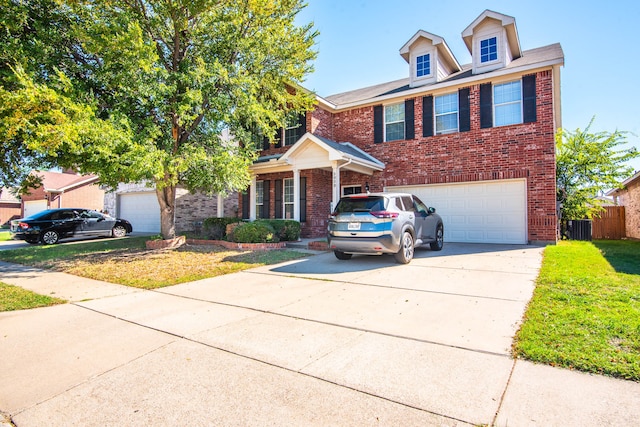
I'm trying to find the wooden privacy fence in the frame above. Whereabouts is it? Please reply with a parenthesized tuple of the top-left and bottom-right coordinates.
(592, 206, 626, 239)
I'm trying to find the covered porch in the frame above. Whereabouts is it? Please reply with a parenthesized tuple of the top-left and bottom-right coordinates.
(246, 133, 384, 236)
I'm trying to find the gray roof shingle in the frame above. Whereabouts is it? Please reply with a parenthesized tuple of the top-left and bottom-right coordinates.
(324, 43, 563, 106)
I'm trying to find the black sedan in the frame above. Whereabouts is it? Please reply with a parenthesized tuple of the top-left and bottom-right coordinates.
(10, 208, 133, 245)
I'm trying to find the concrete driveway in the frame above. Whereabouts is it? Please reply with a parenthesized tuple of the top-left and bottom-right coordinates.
(2, 243, 639, 426)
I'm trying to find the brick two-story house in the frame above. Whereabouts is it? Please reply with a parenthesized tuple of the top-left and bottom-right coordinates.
(241, 10, 563, 245)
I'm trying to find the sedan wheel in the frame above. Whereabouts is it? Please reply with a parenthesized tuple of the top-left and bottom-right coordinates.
(430, 224, 444, 251)
(112, 225, 127, 238)
(394, 231, 414, 264)
(40, 230, 59, 245)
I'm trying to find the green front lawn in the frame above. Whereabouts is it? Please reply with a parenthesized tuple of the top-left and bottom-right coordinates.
(0, 236, 309, 291)
(0, 282, 66, 311)
(514, 240, 640, 381)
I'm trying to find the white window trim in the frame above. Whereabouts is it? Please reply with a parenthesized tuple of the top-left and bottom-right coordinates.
(283, 178, 294, 219)
(384, 102, 405, 142)
(415, 53, 431, 78)
(493, 80, 523, 127)
(434, 93, 459, 135)
(283, 112, 302, 147)
(479, 36, 498, 64)
(255, 180, 264, 217)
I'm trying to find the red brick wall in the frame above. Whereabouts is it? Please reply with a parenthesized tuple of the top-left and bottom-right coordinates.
(248, 70, 558, 243)
(331, 71, 557, 242)
(22, 182, 104, 211)
(311, 107, 334, 140)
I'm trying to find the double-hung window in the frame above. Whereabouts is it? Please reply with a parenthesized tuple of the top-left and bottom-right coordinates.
(416, 54, 430, 77)
(494, 80, 522, 127)
(283, 178, 294, 219)
(255, 181, 264, 218)
(385, 103, 405, 142)
(284, 112, 302, 146)
(480, 37, 498, 63)
(435, 93, 458, 134)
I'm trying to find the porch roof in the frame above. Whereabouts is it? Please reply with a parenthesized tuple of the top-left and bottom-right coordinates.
(251, 132, 385, 176)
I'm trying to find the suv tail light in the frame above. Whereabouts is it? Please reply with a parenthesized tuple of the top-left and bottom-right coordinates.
(18, 222, 30, 229)
(370, 211, 398, 219)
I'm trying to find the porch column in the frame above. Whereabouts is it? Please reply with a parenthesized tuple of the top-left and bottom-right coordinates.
(249, 175, 257, 221)
(331, 161, 340, 212)
(216, 193, 224, 217)
(293, 168, 300, 221)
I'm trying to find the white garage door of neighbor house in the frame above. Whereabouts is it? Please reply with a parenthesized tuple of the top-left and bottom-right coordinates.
(23, 200, 48, 218)
(119, 192, 161, 233)
(387, 179, 527, 244)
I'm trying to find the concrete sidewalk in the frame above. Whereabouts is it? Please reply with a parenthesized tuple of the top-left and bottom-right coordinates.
(1, 245, 639, 426)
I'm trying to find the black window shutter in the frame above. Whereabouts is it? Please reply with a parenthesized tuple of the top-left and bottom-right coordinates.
(274, 180, 282, 218)
(458, 88, 471, 132)
(523, 74, 537, 123)
(422, 95, 433, 137)
(242, 190, 249, 219)
(299, 177, 306, 222)
(480, 83, 493, 129)
(373, 105, 383, 143)
(274, 128, 282, 148)
(262, 180, 270, 219)
(262, 136, 270, 151)
(296, 113, 306, 140)
(404, 99, 415, 140)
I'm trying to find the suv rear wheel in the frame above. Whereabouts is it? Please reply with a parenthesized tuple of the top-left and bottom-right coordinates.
(394, 231, 414, 264)
(334, 250, 352, 260)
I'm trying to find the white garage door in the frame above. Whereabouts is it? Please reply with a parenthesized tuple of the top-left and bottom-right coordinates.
(23, 200, 48, 218)
(387, 179, 527, 244)
(119, 192, 161, 233)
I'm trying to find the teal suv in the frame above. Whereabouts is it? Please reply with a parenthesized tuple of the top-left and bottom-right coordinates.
(327, 192, 444, 264)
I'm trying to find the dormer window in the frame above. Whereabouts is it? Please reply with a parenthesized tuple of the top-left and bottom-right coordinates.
(480, 37, 497, 63)
(416, 54, 431, 77)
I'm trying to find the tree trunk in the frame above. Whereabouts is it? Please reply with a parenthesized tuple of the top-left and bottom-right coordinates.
(156, 183, 176, 240)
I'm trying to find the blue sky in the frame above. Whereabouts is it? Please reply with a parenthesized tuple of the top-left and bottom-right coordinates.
(296, 0, 640, 173)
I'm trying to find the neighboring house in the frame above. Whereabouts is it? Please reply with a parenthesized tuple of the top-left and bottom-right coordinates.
(607, 171, 640, 239)
(20, 170, 104, 218)
(240, 10, 563, 244)
(0, 188, 21, 226)
(104, 183, 238, 233)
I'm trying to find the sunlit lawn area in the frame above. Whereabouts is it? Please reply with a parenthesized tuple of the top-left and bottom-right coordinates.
(0, 236, 309, 291)
(514, 240, 640, 381)
(0, 282, 66, 311)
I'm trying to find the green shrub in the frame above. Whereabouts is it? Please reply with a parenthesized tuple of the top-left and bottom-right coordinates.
(232, 222, 278, 243)
(256, 219, 301, 241)
(268, 220, 300, 241)
(202, 217, 240, 240)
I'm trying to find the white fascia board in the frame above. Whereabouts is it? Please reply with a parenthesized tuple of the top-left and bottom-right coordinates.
(330, 58, 564, 112)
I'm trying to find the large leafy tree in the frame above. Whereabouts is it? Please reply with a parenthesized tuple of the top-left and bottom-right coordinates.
(0, 0, 317, 238)
(556, 118, 639, 222)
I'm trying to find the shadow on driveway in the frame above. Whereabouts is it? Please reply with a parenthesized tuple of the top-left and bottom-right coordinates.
(269, 243, 537, 275)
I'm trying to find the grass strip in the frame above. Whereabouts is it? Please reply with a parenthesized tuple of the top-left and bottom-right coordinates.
(0, 282, 66, 311)
(513, 240, 640, 381)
